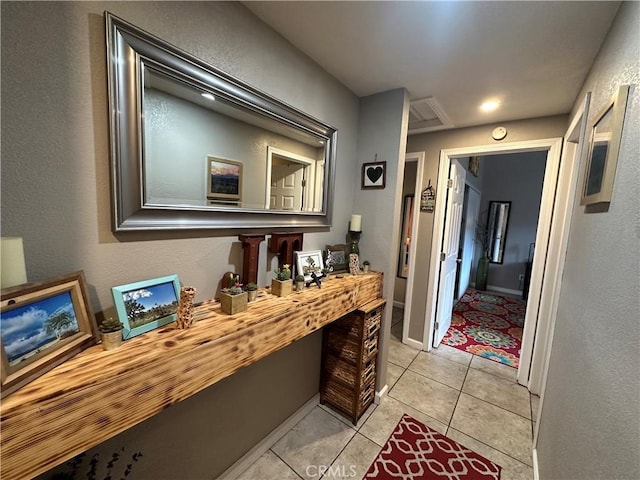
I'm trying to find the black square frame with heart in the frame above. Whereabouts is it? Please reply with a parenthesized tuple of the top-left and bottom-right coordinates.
(361, 161, 386, 189)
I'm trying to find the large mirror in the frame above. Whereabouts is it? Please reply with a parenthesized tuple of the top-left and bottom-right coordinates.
(487, 201, 511, 264)
(106, 13, 337, 231)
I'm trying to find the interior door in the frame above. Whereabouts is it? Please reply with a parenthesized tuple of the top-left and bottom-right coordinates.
(270, 160, 305, 210)
(458, 187, 481, 297)
(433, 159, 466, 347)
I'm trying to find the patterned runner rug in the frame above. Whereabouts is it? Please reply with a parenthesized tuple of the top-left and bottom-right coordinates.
(442, 289, 525, 368)
(364, 414, 501, 479)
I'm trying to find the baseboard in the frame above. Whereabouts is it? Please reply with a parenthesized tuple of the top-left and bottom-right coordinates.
(403, 336, 423, 351)
(393, 300, 404, 309)
(532, 447, 540, 480)
(219, 393, 320, 479)
(375, 384, 388, 404)
(486, 285, 523, 296)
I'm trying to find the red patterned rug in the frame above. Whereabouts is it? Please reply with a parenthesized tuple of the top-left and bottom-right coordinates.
(364, 414, 501, 479)
(442, 289, 525, 368)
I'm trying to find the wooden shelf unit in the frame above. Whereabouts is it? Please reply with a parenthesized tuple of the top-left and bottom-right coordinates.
(0, 273, 383, 480)
(320, 298, 386, 424)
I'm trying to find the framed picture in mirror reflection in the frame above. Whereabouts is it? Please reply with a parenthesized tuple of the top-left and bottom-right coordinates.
(207, 156, 243, 203)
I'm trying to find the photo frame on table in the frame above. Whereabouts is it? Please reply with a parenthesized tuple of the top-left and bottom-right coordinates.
(580, 85, 629, 206)
(362, 161, 386, 189)
(0, 271, 97, 398)
(295, 250, 324, 282)
(325, 244, 348, 273)
(207, 156, 243, 202)
(111, 275, 180, 340)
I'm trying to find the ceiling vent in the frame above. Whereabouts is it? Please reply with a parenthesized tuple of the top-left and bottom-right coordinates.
(408, 97, 454, 135)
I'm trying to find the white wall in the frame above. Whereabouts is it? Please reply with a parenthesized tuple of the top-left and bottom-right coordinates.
(1, 2, 358, 477)
(536, 2, 640, 479)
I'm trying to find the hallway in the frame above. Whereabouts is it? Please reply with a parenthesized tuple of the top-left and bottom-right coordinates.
(236, 308, 537, 479)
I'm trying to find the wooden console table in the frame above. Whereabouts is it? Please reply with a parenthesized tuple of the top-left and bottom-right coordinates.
(0, 273, 383, 480)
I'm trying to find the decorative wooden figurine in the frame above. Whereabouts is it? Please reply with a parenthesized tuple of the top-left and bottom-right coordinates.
(176, 286, 197, 328)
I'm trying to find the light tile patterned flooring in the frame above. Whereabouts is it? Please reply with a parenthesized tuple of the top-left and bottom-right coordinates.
(236, 308, 537, 480)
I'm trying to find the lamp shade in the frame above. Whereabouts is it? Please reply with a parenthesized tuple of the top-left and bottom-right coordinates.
(1, 237, 27, 289)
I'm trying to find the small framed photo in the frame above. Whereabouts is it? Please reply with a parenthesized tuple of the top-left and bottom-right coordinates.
(325, 244, 348, 273)
(362, 161, 386, 189)
(295, 250, 324, 282)
(111, 275, 180, 339)
(207, 156, 243, 202)
(1, 271, 97, 398)
(581, 85, 629, 206)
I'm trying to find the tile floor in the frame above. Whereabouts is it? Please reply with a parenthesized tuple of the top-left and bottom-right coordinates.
(236, 308, 537, 480)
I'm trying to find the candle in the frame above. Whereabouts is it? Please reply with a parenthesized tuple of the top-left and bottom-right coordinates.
(1, 237, 27, 289)
(350, 214, 362, 232)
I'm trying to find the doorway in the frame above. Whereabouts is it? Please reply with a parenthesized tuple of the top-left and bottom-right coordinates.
(424, 138, 563, 393)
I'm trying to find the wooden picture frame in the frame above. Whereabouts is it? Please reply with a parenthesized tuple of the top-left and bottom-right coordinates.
(325, 244, 348, 273)
(361, 161, 386, 189)
(207, 156, 243, 202)
(111, 275, 180, 339)
(295, 250, 324, 282)
(581, 85, 629, 206)
(0, 271, 97, 398)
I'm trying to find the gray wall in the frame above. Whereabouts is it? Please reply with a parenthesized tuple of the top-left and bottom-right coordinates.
(478, 152, 546, 292)
(1, 2, 358, 477)
(404, 115, 568, 343)
(536, 2, 640, 479)
(353, 88, 410, 390)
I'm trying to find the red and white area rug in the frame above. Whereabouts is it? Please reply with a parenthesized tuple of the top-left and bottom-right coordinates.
(364, 414, 501, 479)
(442, 289, 525, 368)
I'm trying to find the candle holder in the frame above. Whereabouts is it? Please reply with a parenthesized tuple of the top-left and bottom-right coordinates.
(348, 230, 361, 255)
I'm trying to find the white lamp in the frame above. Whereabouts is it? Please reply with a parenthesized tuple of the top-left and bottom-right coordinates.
(1, 237, 27, 289)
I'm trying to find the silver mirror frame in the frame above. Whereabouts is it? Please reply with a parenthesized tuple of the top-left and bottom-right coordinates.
(105, 12, 337, 231)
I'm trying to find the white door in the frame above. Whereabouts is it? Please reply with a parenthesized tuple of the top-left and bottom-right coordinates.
(433, 159, 466, 347)
(270, 161, 305, 211)
(458, 187, 481, 297)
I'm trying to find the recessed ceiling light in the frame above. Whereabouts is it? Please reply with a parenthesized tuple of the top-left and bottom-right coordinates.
(201, 93, 215, 101)
(480, 100, 500, 112)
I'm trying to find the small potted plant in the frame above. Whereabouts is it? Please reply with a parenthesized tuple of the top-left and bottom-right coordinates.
(219, 286, 248, 314)
(362, 260, 371, 273)
(271, 264, 292, 297)
(99, 317, 124, 351)
(246, 282, 258, 302)
(294, 274, 305, 292)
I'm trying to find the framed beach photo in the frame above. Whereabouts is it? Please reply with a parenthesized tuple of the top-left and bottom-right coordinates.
(0, 271, 97, 398)
(207, 156, 243, 202)
(295, 250, 324, 282)
(111, 275, 180, 339)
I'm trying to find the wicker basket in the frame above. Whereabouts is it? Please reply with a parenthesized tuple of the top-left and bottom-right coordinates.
(324, 354, 376, 390)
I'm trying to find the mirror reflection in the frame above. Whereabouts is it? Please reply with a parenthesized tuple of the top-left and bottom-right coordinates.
(487, 201, 511, 264)
(143, 66, 326, 212)
(106, 12, 337, 231)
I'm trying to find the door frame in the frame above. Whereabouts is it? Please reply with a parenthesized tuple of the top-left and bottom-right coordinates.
(423, 137, 563, 391)
(401, 152, 425, 349)
(265, 146, 315, 210)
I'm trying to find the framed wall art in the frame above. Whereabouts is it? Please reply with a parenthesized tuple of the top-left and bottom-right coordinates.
(112, 275, 181, 339)
(207, 156, 243, 202)
(295, 250, 324, 281)
(581, 85, 629, 206)
(325, 244, 348, 273)
(362, 161, 386, 189)
(0, 271, 97, 398)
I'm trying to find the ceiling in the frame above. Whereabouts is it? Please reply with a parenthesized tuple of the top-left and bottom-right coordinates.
(245, 1, 620, 132)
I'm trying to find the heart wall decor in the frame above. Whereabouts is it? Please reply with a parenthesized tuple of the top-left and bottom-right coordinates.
(361, 161, 387, 189)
